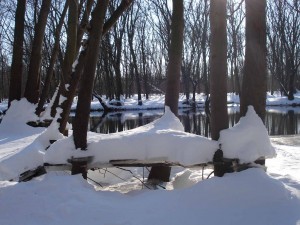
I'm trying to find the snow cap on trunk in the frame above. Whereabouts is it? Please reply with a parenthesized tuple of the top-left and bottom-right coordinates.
(152, 106, 184, 132)
(219, 106, 276, 163)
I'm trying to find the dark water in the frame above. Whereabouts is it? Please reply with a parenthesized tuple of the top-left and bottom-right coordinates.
(72, 107, 300, 136)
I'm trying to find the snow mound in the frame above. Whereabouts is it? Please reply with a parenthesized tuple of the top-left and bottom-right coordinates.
(0, 98, 39, 133)
(0, 169, 299, 225)
(219, 106, 276, 163)
(45, 107, 217, 166)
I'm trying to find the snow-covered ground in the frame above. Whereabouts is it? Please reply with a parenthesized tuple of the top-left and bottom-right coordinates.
(1, 91, 300, 114)
(0, 98, 299, 225)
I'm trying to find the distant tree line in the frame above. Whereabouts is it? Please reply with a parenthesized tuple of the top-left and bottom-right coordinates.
(0, 0, 299, 103)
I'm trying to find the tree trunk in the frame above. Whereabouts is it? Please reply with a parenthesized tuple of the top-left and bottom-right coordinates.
(76, 0, 94, 54)
(58, 0, 78, 134)
(72, 0, 109, 150)
(148, 0, 184, 183)
(240, 0, 267, 121)
(114, 30, 125, 101)
(210, 0, 229, 141)
(128, 40, 142, 106)
(9, 0, 26, 107)
(35, 2, 68, 116)
(210, 0, 229, 177)
(55, 0, 133, 136)
(24, 0, 51, 104)
(201, 0, 209, 95)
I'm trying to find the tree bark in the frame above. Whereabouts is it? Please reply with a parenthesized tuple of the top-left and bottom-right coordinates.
(240, 0, 267, 121)
(210, 0, 229, 141)
(76, 0, 94, 54)
(148, 0, 184, 183)
(56, 0, 133, 136)
(24, 0, 51, 104)
(210, 0, 229, 177)
(35, 2, 68, 116)
(58, 0, 78, 134)
(9, 0, 26, 107)
(73, 0, 109, 150)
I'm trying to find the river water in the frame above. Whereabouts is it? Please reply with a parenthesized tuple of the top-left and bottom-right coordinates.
(71, 106, 300, 137)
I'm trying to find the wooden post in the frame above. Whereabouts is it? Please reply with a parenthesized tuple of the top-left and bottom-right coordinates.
(68, 156, 93, 179)
(213, 144, 233, 177)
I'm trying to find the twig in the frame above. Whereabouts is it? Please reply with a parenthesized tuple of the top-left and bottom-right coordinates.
(116, 167, 152, 189)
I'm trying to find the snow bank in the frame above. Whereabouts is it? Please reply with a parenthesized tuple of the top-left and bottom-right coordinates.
(0, 99, 47, 180)
(45, 107, 218, 166)
(0, 169, 299, 225)
(219, 106, 276, 163)
(1, 101, 276, 181)
(0, 99, 40, 134)
(46, 106, 276, 167)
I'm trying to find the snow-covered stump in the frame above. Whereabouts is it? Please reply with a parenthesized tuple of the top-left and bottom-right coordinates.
(217, 106, 276, 176)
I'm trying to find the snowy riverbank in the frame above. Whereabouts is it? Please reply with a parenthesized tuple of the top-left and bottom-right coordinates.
(1, 91, 300, 114)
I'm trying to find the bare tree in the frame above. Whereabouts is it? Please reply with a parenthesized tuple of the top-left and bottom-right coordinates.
(8, 0, 26, 107)
(210, 0, 229, 177)
(210, 0, 229, 141)
(23, 0, 51, 104)
(227, 0, 244, 95)
(240, 0, 267, 121)
(35, 2, 68, 116)
(127, 3, 143, 105)
(148, 0, 184, 183)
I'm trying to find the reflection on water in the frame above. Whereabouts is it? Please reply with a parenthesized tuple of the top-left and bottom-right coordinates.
(266, 109, 299, 136)
(70, 107, 300, 136)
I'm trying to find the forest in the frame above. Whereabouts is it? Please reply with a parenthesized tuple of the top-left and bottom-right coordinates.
(0, 0, 299, 103)
(0, 0, 299, 180)
(0, 2, 300, 224)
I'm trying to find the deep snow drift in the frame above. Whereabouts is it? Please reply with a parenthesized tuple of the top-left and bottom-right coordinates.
(0, 169, 299, 225)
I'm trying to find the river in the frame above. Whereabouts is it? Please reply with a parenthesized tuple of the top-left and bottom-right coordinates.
(69, 106, 300, 137)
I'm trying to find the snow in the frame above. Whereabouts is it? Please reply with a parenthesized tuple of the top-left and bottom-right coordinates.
(0, 99, 40, 133)
(0, 169, 299, 225)
(76, 91, 300, 111)
(0, 98, 300, 225)
(45, 107, 218, 166)
(40, 88, 59, 121)
(0, 100, 46, 180)
(0, 99, 280, 181)
(219, 106, 276, 163)
(1, 92, 300, 115)
(267, 135, 300, 188)
(44, 106, 275, 167)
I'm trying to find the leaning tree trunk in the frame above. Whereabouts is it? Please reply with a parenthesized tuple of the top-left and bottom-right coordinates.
(24, 0, 51, 104)
(58, 0, 78, 135)
(35, 2, 68, 116)
(68, 0, 109, 178)
(76, 0, 94, 54)
(9, 0, 26, 107)
(73, 0, 109, 149)
(56, 0, 133, 137)
(240, 0, 267, 121)
(148, 0, 184, 183)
